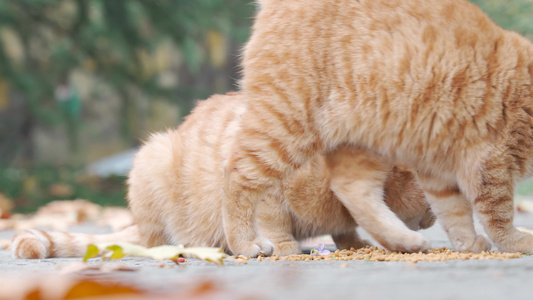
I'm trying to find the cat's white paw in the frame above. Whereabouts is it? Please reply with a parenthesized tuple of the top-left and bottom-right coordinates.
(273, 241, 301, 256)
(382, 232, 430, 253)
(471, 235, 492, 252)
(453, 235, 492, 252)
(231, 237, 274, 257)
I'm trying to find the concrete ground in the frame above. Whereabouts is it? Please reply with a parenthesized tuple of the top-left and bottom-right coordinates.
(1, 213, 533, 300)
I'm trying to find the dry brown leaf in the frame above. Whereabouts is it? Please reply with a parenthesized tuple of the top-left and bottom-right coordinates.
(0, 275, 223, 300)
(0, 200, 104, 231)
(0, 193, 13, 219)
(0, 239, 10, 250)
(187, 280, 218, 297)
(37, 199, 101, 223)
(0, 276, 74, 300)
(63, 280, 142, 299)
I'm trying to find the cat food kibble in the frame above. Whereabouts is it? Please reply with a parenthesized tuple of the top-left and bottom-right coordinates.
(248, 247, 522, 263)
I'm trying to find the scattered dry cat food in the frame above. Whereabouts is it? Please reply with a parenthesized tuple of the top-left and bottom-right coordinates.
(231, 247, 522, 263)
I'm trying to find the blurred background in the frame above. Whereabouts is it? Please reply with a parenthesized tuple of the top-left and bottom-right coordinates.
(0, 0, 532, 213)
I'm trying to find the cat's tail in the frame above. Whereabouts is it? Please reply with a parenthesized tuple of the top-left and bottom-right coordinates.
(11, 225, 140, 259)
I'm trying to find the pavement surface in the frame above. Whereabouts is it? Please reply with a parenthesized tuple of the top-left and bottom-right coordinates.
(1, 213, 533, 300)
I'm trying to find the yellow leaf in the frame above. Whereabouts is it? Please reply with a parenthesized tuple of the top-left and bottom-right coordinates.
(106, 245, 126, 260)
(85, 242, 228, 265)
(83, 244, 99, 262)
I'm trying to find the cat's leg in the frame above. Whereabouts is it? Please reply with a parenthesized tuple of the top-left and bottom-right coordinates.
(327, 148, 430, 253)
(420, 176, 491, 252)
(331, 229, 372, 250)
(465, 157, 533, 253)
(223, 155, 275, 256)
(223, 117, 320, 256)
(256, 192, 301, 256)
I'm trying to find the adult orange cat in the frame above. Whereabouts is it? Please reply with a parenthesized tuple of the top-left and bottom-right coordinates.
(224, 0, 533, 256)
(12, 93, 434, 259)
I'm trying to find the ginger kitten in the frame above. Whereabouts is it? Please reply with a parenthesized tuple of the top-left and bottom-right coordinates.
(12, 93, 434, 258)
(223, 0, 533, 256)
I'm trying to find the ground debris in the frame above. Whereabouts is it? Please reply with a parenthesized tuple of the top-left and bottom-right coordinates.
(257, 246, 522, 262)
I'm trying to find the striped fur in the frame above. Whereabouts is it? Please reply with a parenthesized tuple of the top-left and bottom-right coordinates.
(224, 0, 533, 256)
(12, 93, 434, 258)
(12, 226, 139, 259)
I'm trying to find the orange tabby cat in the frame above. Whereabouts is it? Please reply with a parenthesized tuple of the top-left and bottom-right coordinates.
(223, 0, 533, 256)
(12, 93, 434, 258)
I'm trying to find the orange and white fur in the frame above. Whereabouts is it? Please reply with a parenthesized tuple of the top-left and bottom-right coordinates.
(12, 93, 434, 259)
(222, 0, 533, 256)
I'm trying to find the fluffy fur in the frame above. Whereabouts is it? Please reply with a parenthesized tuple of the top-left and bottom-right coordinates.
(12, 93, 434, 258)
(223, 0, 533, 256)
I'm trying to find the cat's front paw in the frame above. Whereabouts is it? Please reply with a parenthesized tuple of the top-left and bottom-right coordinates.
(231, 237, 274, 257)
(273, 241, 301, 256)
(471, 235, 492, 252)
(453, 235, 492, 252)
(496, 231, 533, 253)
(382, 232, 430, 253)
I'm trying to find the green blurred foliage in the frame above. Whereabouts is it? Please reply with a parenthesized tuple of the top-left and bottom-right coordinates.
(469, 0, 533, 38)
(0, 165, 127, 212)
(0, 0, 255, 163)
(0, 0, 256, 211)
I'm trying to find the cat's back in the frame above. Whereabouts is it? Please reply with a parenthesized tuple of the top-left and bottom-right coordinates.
(245, 0, 527, 174)
(128, 93, 245, 248)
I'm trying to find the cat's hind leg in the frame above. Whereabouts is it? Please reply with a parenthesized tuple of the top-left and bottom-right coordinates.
(222, 102, 322, 257)
(327, 148, 430, 253)
(420, 178, 492, 253)
(467, 155, 533, 253)
(256, 191, 301, 256)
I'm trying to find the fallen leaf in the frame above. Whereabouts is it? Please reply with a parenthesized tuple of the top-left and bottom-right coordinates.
(188, 280, 217, 297)
(85, 242, 228, 265)
(0, 239, 10, 250)
(0, 200, 103, 230)
(83, 244, 101, 262)
(0, 193, 13, 219)
(0, 276, 149, 300)
(37, 199, 101, 223)
(63, 280, 141, 299)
